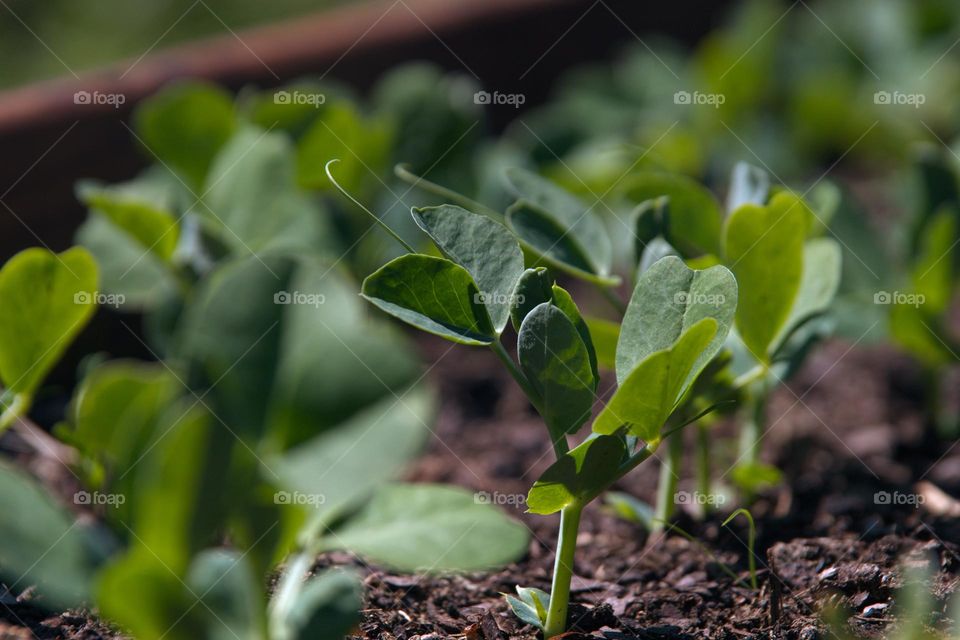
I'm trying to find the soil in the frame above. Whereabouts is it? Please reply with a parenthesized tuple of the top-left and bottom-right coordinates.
(3, 335, 960, 639)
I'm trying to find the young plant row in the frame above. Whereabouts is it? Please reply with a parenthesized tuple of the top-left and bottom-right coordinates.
(350, 159, 843, 636)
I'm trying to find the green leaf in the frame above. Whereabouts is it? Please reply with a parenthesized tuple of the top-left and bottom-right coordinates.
(604, 492, 655, 530)
(273, 383, 432, 520)
(78, 180, 180, 261)
(771, 238, 842, 355)
(0, 247, 98, 398)
(911, 208, 956, 315)
(134, 81, 237, 189)
(505, 586, 550, 630)
(889, 303, 955, 367)
(724, 193, 807, 361)
(526, 434, 628, 515)
(621, 172, 723, 256)
(726, 162, 769, 213)
(361, 254, 495, 345)
(510, 267, 553, 331)
(730, 462, 782, 493)
(584, 316, 619, 370)
(202, 127, 330, 254)
(330, 484, 529, 572)
(617, 256, 737, 388)
(594, 318, 718, 442)
(518, 303, 596, 437)
(271, 569, 361, 640)
(0, 462, 109, 610)
(187, 550, 263, 640)
(504, 167, 612, 276)
(412, 205, 524, 333)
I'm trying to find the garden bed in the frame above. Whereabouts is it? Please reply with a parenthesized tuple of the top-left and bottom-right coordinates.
(3, 333, 958, 639)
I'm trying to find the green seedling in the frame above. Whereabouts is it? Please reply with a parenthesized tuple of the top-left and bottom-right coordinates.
(349, 161, 738, 637)
(0, 248, 527, 640)
(721, 508, 757, 589)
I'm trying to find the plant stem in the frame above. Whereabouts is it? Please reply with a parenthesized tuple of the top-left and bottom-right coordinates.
(652, 432, 682, 534)
(394, 164, 503, 220)
(327, 160, 416, 253)
(489, 339, 568, 457)
(696, 423, 711, 519)
(543, 503, 583, 638)
(593, 282, 627, 315)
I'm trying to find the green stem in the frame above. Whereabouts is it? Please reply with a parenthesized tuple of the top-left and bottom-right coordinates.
(394, 164, 503, 220)
(593, 282, 627, 316)
(696, 423, 711, 519)
(489, 339, 568, 457)
(652, 432, 682, 534)
(543, 503, 583, 638)
(326, 160, 416, 253)
(0, 393, 29, 435)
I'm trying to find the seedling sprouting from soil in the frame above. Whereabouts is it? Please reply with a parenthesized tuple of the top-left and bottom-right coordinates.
(343, 161, 739, 637)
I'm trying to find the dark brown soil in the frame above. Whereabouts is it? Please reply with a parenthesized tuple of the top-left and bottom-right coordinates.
(3, 337, 960, 640)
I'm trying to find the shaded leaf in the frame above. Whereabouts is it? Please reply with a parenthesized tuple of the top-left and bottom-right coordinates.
(510, 267, 553, 331)
(187, 550, 263, 640)
(526, 434, 628, 515)
(772, 238, 842, 354)
(622, 172, 723, 256)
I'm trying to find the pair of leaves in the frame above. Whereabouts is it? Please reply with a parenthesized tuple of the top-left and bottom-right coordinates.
(0, 248, 98, 406)
(362, 204, 525, 344)
(504, 168, 616, 286)
(724, 192, 842, 362)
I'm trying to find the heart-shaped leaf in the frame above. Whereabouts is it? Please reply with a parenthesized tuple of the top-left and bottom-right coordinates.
(361, 254, 496, 345)
(526, 434, 629, 515)
(518, 303, 596, 437)
(594, 318, 718, 443)
(617, 256, 736, 388)
(0, 247, 98, 400)
(329, 483, 529, 572)
(504, 167, 613, 276)
(412, 205, 524, 333)
(621, 172, 723, 256)
(724, 193, 807, 362)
